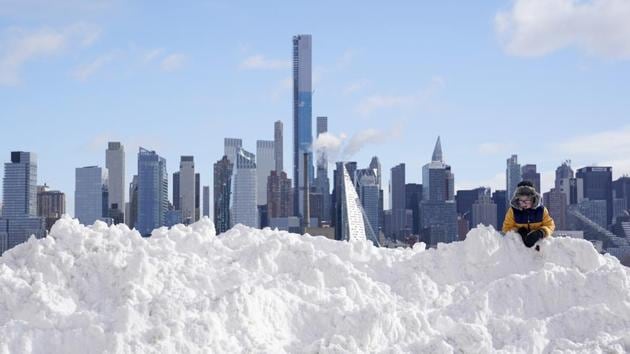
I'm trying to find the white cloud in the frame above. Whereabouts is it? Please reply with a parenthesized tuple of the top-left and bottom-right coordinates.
(495, 0, 630, 59)
(355, 76, 445, 116)
(270, 77, 292, 101)
(556, 125, 630, 156)
(0, 24, 100, 86)
(143, 48, 164, 63)
(343, 80, 369, 95)
(72, 53, 115, 81)
(160, 53, 186, 71)
(239, 54, 290, 70)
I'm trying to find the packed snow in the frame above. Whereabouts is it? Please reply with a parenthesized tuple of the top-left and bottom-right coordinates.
(1, 216, 630, 353)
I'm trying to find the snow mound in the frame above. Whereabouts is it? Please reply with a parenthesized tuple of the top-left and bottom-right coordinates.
(1, 217, 630, 353)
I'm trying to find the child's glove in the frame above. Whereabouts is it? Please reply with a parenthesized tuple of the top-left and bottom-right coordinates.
(524, 230, 544, 248)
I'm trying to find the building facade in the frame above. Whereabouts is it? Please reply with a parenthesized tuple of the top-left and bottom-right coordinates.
(136, 148, 168, 236)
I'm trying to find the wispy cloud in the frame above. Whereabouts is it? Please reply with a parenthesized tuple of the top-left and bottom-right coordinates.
(555, 125, 630, 177)
(0, 23, 100, 86)
(239, 54, 290, 70)
(160, 53, 186, 71)
(343, 79, 369, 95)
(495, 0, 630, 59)
(143, 48, 164, 63)
(72, 52, 116, 81)
(355, 76, 445, 116)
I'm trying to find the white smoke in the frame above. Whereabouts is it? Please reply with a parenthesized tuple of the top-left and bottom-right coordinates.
(312, 125, 402, 165)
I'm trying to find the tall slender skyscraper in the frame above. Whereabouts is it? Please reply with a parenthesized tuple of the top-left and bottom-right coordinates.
(179, 156, 195, 224)
(232, 147, 257, 227)
(203, 186, 210, 218)
(214, 156, 233, 234)
(75, 166, 108, 225)
(256, 140, 275, 207)
(314, 116, 330, 224)
(506, 155, 521, 204)
(195, 173, 200, 221)
(274, 121, 283, 172)
(172, 172, 180, 211)
(293, 34, 313, 219)
(127, 175, 138, 229)
(137, 147, 168, 236)
(106, 142, 125, 223)
(0, 152, 45, 253)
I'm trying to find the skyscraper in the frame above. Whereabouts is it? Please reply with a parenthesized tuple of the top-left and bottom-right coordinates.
(493, 190, 507, 228)
(75, 166, 108, 225)
(224, 138, 243, 165)
(179, 156, 195, 224)
(544, 188, 567, 230)
(172, 172, 180, 211)
(369, 156, 384, 233)
(256, 140, 275, 207)
(293, 34, 313, 219)
(506, 155, 521, 205)
(521, 164, 540, 193)
(232, 147, 258, 227)
(390, 163, 407, 239)
(195, 173, 200, 221)
(214, 156, 233, 234)
(106, 142, 125, 223)
(267, 170, 292, 218)
(576, 166, 613, 225)
(405, 183, 422, 235)
(357, 169, 379, 236)
(37, 185, 65, 231)
(274, 121, 283, 172)
(203, 185, 210, 218)
(0, 152, 45, 253)
(471, 189, 497, 229)
(127, 175, 138, 229)
(137, 148, 168, 236)
(314, 116, 330, 224)
(420, 138, 458, 246)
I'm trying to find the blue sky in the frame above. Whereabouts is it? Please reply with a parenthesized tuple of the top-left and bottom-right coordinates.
(2, 0, 630, 215)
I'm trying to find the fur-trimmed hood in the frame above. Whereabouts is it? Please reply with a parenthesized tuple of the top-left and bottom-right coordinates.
(509, 185, 542, 210)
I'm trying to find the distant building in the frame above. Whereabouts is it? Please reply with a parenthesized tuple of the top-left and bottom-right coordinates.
(405, 183, 422, 235)
(456, 187, 486, 228)
(274, 121, 283, 172)
(293, 34, 314, 219)
(471, 189, 497, 229)
(179, 156, 196, 224)
(136, 148, 168, 236)
(420, 138, 457, 246)
(506, 155, 521, 205)
(390, 163, 406, 239)
(172, 171, 180, 211)
(203, 186, 210, 217)
(544, 188, 568, 230)
(232, 147, 257, 227)
(127, 175, 138, 229)
(521, 164, 540, 193)
(493, 190, 507, 227)
(0, 152, 45, 253)
(106, 142, 125, 224)
(576, 166, 613, 225)
(256, 140, 275, 207)
(75, 166, 108, 225)
(37, 185, 65, 231)
(214, 156, 233, 234)
(613, 176, 630, 212)
(267, 170, 292, 218)
(314, 116, 331, 225)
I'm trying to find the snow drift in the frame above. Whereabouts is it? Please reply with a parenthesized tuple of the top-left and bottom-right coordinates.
(1, 216, 629, 353)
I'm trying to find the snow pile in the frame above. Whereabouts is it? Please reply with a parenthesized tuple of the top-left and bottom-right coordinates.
(1, 217, 630, 353)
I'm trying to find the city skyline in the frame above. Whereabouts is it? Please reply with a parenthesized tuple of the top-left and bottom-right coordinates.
(2, 1, 630, 217)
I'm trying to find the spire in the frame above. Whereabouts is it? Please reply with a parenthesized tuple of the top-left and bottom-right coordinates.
(431, 136, 443, 162)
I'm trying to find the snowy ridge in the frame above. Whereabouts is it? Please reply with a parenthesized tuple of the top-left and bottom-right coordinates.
(1, 217, 630, 353)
